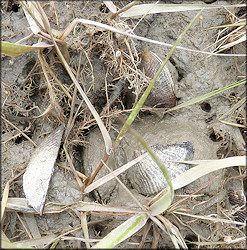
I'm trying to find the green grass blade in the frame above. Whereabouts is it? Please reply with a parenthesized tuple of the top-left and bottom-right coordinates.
(1, 41, 53, 57)
(207, 21, 246, 29)
(113, 9, 203, 147)
(167, 79, 246, 113)
(93, 214, 148, 248)
(129, 130, 174, 216)
(111, 10, 203, 217)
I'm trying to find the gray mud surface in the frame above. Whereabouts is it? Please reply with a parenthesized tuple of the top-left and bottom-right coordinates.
(1, 1, 246, 248)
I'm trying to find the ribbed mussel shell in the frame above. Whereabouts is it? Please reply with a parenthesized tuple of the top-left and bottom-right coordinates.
(141, 50, 176, 108)
(128, 141, 194, 196)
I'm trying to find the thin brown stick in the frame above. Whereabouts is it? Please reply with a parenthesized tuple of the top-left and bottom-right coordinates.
(167, 176, 219, 212)
(86, 154, 110, 186)
(63, 144, 85, 196)
(1, 115, 36, 147)
(57, 163, 87, 181)
(138, 220, 152, 248)
(3, 121, 32, 145)
(15, 212, 33, 239)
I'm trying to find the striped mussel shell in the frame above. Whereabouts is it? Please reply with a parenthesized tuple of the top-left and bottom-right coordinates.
(128, 141, 194, 196)
(228, 190, 246, 225)
(141, 50, 176, 108)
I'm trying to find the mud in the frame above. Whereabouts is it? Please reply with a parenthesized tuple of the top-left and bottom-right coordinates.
(1, 1, 245, 248)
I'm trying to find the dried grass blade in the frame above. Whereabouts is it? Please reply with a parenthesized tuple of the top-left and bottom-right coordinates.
(220, 33, 246, 50)
(73, 202, 147, 214)
(1, 240, 33, 249)
(23, 214, 42, 247)
(157, 215, 186, 249)
(61, 19, 245, 57)
(103, 1, 117, 13)
(1, 182, 10, 223)
(81, 212, 90, 248)
(173, 211, 246, 226)
(12, 234, 56, 248)
(1, 170, 25, 223)
(119, 3, 245, 17)
(6, 198, 62, 214)
(20, 1, 45, 34)
(84, 152, 149, 194)
(6, 198, 147, 214)
(207, 21, 246, 29)
(173, 156, 245, 190)
(1, 230, 11, 245)
(109, 1, 140, 19)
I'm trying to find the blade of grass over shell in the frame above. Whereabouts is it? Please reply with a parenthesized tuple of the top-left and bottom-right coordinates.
(93, 214, 148, 248)
(110, 10, 203, 218)
(32, 3, 112, 154)
(113, 9, 203, 149)
(166, 79, 246, 113)
(122, 119, 174, 216)
(84, 152, 149, 193)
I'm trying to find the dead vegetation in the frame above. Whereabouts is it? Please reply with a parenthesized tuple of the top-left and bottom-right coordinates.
(1, 1, 246, 249)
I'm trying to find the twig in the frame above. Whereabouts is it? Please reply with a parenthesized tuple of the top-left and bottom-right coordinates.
(1, 115, 37, 147)
(3, 121, 32, 145)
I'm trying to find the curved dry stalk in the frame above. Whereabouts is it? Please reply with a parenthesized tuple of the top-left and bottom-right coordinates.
(59, 18, 245, 57)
